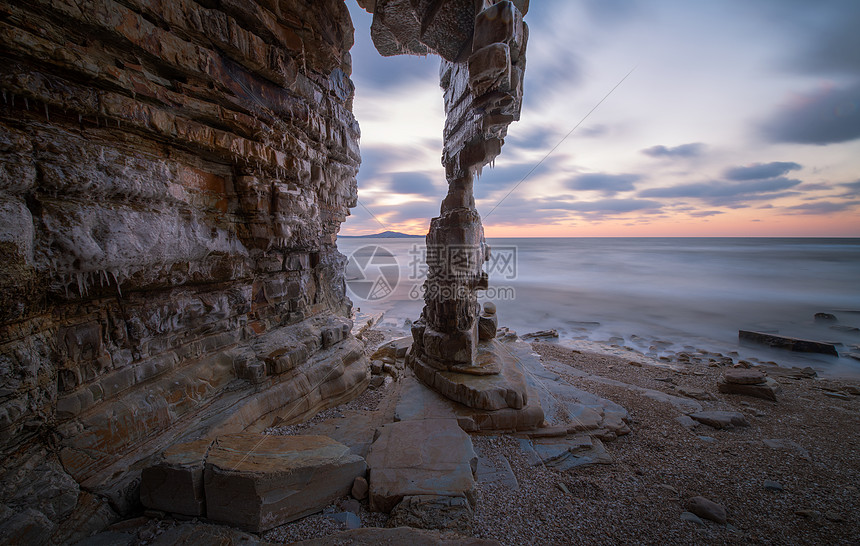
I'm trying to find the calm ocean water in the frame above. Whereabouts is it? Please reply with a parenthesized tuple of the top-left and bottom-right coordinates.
(338, 237, 860, 378)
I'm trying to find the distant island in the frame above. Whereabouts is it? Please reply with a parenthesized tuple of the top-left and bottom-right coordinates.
(339, 231, 424, 239)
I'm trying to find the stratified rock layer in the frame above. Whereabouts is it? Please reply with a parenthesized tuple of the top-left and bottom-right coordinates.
(0, 0, 366, 539)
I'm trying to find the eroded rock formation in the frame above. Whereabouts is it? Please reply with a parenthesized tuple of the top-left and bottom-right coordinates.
(364, 1, 528, 405)
(0, 0, 368, 541)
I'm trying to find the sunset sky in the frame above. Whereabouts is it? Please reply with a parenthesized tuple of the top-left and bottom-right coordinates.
(342, 0, 860, 237)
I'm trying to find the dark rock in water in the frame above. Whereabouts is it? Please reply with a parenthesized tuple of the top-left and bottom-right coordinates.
(830, 325, 860, 333)
(739, 330, 838, 356)
(522, 329, 559, 339)
(814, 312, 838, 323)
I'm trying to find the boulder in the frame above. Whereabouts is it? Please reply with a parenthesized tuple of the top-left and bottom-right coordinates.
(676, 386, 714, 400)
(352, 476, 369, 501)
(687, 496, 727, 524)
(688, 411, 749, 429)
(718, 377, 781, 401)
(371, 337, 413, 361)
(723, 369, 766, 385)
(366, 420, 477, 513)
(140, 438, 211, 516)
(204, 434, 366, 532)
(478, 314, 498, 341)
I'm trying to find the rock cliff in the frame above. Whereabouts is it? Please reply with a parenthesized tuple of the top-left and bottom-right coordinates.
(0, 0, 368, 541)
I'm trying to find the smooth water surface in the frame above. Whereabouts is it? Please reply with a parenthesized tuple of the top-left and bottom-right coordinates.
(338, 237, 860, 377)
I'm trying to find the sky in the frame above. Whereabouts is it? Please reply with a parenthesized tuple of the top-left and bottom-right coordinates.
(342, 0, 860, 237)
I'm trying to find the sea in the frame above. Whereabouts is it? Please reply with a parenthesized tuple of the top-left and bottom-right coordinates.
(337, 237, 860, 379)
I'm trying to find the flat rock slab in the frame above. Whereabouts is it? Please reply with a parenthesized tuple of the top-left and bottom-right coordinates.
(204, 433, 366, 532)
(763, 438, 811, 460)
(140, 434, 365, 532)
(718, 378, 781, 401)
(739, 330, 838, 356)
(532, 358, 632, 437)
(723, 369, 767, 385)
(388, 495, 474, 534)
(517, 435, 612, 470)
(395, 370, 544, 432)
(292, 527, 500, 545)
(366, 420, 477, 513)
(409, 339, 531, 411)
(689, 411, 750, 429)
(474, 449, 519, 491)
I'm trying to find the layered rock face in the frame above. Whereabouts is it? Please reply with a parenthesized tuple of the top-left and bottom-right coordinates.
(0, 0, 367, 541)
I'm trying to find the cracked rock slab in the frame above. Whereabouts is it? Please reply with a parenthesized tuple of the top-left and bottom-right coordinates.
(204, 434, 366, 532)
(366, 419, 477, 513)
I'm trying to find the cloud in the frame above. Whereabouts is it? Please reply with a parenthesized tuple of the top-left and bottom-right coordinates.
(566, 173, 640, 195)
(578, 125, 610, 138)
(688, 210, 725, 218)
(786, 201, 860, 214)
(640, 177, 802, 199)
(388, 172, 439, 196)
(543, 198, 661, 213)
(583, 0, 642, 26)
(641, 143, 705, 158)
(840, 180, 860, 192)
(474, 156, 566, 200)
(506, 128, 559, 151)
(775, 0, 860, 77)
(760, 82, 860, 145)
(723, 161, 802, 181)
(382, 201, 440, 224)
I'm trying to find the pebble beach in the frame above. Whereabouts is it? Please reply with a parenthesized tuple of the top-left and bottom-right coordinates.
(254, 329, 860, 545)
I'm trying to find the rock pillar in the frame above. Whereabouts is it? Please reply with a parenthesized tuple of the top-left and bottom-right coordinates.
(411, 0, 528, 372)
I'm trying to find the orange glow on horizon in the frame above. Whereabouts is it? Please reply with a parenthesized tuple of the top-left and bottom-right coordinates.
(343, 209, 860, 238)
